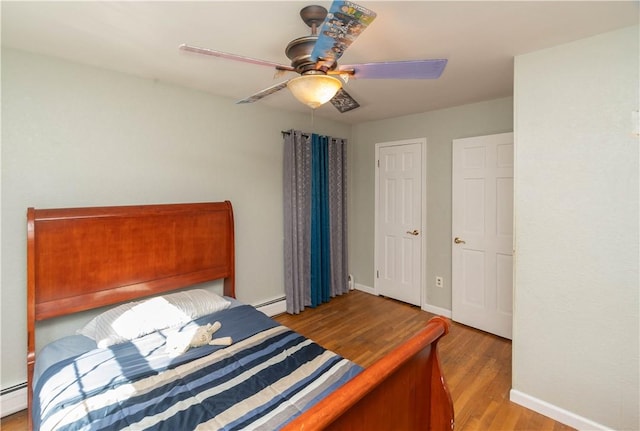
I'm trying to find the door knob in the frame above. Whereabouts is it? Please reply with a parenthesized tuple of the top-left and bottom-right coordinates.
(406, 230, 420, 236)
(454, 237, 466, 244)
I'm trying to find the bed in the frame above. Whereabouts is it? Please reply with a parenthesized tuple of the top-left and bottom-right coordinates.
(27, 201, 454, 430)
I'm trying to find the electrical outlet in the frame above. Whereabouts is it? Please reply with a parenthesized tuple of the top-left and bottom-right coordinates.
(435, 276, 444, 288)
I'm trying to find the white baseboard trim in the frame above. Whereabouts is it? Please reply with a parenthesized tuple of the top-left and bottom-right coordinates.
(421, 303, 452, 318)
(354, 283, 376, 295)
(254, 298, 287, 317)
(354, 285, 453, 320)
(1, 386, 27, 417)
(510, 389, 613, 431)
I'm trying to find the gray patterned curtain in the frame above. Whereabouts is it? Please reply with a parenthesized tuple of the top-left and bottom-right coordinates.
(283, 130, 348, 314)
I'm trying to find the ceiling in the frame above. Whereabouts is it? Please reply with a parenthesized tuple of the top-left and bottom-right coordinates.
(2, 1, 638, 124)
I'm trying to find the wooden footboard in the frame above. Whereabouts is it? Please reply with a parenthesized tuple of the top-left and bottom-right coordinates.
(283, 316, 454, 431)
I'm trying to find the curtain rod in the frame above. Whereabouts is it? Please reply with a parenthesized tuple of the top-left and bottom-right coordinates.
(281, 130, 310, 138)
(281, 131, 348, 142)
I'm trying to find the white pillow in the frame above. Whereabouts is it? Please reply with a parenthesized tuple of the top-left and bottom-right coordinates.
(78, 289, 230, 348)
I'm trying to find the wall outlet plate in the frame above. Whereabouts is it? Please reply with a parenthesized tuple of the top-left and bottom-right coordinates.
(435, 276, 444, 288)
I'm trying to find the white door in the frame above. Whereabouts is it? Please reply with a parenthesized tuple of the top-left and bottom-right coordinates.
(452, 132, 513, 339)
(375, 139, 425, 306)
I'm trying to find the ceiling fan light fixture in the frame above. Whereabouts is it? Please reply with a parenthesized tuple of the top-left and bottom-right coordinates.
(287, 74, 342, 109)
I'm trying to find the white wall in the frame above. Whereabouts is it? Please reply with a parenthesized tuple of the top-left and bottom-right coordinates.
(512, 25, 639, 430)
(1, 48, 351, 392)
(349, 98, 513, 311)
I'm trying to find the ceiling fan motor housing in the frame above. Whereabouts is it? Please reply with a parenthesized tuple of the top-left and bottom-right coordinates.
(286, 5, 336, 75)
(286, 35, 320, 74)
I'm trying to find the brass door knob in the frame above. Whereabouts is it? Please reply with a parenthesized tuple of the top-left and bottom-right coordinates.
(406, 230, 420, 236)
(454, 237, 466, 244)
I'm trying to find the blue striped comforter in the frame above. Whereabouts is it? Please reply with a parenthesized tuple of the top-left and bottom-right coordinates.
(34, 305, 362, 431)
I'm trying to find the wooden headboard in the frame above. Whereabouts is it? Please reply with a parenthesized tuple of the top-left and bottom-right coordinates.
(26, 201, 235, 415)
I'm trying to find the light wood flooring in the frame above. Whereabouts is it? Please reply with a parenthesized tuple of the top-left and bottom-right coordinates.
(274, 290, 574, 431)
(2, 290, 574, 431)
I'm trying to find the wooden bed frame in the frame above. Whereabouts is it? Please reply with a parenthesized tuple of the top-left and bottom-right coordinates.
(27, 201, 454, 431)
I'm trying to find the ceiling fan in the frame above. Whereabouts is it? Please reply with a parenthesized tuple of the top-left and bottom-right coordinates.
(179, 0, 447, 113)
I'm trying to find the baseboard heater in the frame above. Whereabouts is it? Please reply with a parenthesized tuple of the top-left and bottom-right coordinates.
(1, 382, 28, 417)
(255, 296, 286, 308)
(254, 296, 287, 317)
(1, 382, 26, 397)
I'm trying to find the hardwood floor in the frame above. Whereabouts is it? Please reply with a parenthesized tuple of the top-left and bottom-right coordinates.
(1, 290, 574, 430)
(1, 409, 27, 431)
(274, 290, 574, 431)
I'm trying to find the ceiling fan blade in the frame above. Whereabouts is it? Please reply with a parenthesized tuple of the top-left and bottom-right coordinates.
(236, 80, 291, 104)
(310, 0, 377, 71)
(339, 59, 448, 79)
(180, 44, 295, 72)
(330, 88, 360, 113)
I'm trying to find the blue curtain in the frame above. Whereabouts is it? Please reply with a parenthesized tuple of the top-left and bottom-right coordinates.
(310, 134, 331, 306)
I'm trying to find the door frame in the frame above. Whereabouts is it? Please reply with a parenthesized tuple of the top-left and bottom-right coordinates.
(374, 138, 427, 307)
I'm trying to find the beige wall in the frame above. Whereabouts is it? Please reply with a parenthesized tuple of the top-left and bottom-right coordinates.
(512, 25, 639, 429)
(349, 98, 513, 310)
(1, 48, 351, 389)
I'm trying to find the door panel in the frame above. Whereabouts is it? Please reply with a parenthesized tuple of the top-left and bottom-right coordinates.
(452, 132, 513, 339)
(375, 140, 424, 306)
